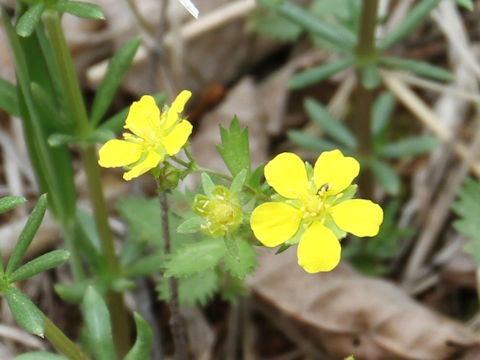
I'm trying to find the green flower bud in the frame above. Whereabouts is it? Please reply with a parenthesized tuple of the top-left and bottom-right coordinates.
(156, 163, 181, 191)
(192, 186, 242, 238)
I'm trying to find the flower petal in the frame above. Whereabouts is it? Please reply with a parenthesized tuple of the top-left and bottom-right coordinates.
(265, 153, 309, 199)
(297, 222, 341, 273)
(313, 150, 359, 195)
(331, 199, 383, 237)
(250, 202, 302, 247)
(166, 90, 192, 128)
(123, 150, 162, 181)
(124, 95, 160, 138)
(163, 120, 193, 155)
(98, 139, 142, 168)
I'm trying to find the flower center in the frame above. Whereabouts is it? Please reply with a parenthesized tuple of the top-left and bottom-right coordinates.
(298, 183, 331, 222)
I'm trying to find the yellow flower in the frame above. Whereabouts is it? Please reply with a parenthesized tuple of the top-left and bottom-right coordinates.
(250, 150, 383, 273)
(98, 91, 193, 180)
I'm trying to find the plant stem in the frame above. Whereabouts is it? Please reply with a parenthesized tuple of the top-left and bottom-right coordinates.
(353, 0, 379, 198)
(43, 314, 88, 360)
(42, 11, 131, 356)
(157, 188, 189, 360)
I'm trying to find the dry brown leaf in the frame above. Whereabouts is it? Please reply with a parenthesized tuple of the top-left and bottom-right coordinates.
(251, 249, 477, 360)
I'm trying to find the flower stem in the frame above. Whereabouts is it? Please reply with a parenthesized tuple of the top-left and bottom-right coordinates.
(43, 314, 88, 360)
(157, 187, 189, 360)
(42, 11, 131, 356)
(353, 0, 379, 198)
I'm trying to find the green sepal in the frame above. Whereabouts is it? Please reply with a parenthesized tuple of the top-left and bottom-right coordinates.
(52, 1, 105, 20)
(13, 351, 68, 360)
(378, 0, 442, 51)
(288, 58, 353, 89)
(371, 160, 400, 196)
(5, 285, 44, 337)
(333, 184, 357, 205)
(16, 3, 45, 38)
(216, 117, 251, 176)
(0, 78, 20, 116)
(372, 92, 395, 136)
(224, 240, 257, 278)
(379, 135, 438, 159)
(176, 216, 205, 234)
(230, 168, 248, 193)
(201, 173, 215, 197)
(9, 250, 70, 283)
(275, 243, 292, 254)
(6, 194, 47, 275)
(324, 216, 346, 240)
(287, 130, 343, 153)
(304, 98, 357, 149)
(82, 286, 116, 360)
(90, 36, 141, 126)
(379, 56, 454, 82)
(165, 239, 226, 277)
(0, 196, 26, 214)
(124, 313, 154, 360)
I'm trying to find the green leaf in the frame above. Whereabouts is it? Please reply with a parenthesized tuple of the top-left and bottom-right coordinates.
(165, 239, 226, 277)
(455, 0, 473, 10)
(378, 0, 442, 51)
(124, 251, 163, 277)
(158, 269, 218, 306)
(380, 135, 438, 158)
(361, 64, 381, 89)
(90, 37, 141, 126)
(98, 93, 166, 132)
(248, 10, 302, 41)
(14, 351, 68, 360)
(201, 173, 215, 197)
(53, 1, 105, 20)
(5, 286, 44, 336)
(176, 217, 205, 234)
(223, 235, 239, 260)
(16, 4, 45, 38)
(124, 313, 153, 360)
(287, 130, 342, 153)
(372, 92, 395, 136)
(379, 57, 454, 82)
(224, 240, 257, 279)
(288, 58, 353, 89)
(304, 98, 357, 149)
(6, 194, 47, 275)
(0, 78, 20, 116)
(82, 287, 116, 360)
(54, 281, 90, 304)
(230, 168, 248, 193)
(47, 133, 78, 147)
(9, 250, 70, 283)
(86, 128, 115, 143)
(371, 160, 400, 196)
(272, 1, 356, 50)
(216, 117, 251, 176)
(0, 196, 26, 214)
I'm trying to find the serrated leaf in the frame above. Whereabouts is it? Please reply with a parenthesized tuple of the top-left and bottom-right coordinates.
(9, 250, 70, 283)
(13, 351, 68, 360)
(223, 235, 239, 260)
(230, 168, 248, 193)
(379, 57, 454, 82)
(176, 216, 205, 234)
(16, 4, 45, 38)
(378, 0, 442, 51)
(5, 286, 44, 336)
(124, 313, 153, 360)
(216, 117, 250, 176)
(380, 135, 438, 159)
(372, 92, 395, 136)
(287, 130, 342, 153)
(304, 98, 357, 149)
(165, 239, 226, 277)
(90, 37, 141, 125)
(53, 1, 105, 20)
(288, 58, 353, 89)
(371, 160, 400, 196)
(82, 287, 116, 360)
(6, 194, 47, 275)
(0, 196, 26, 214)
(224, 240, 257, 279)
(158, 269, 218, 306)
(0, 78, 20, 116)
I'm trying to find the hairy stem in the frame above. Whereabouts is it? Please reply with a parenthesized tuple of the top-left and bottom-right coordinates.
(157, 188, 189, 360)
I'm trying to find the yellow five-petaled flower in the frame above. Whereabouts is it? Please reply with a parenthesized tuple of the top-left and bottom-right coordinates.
(98, 91, 193, 180)
(250, 150, 383, 273)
